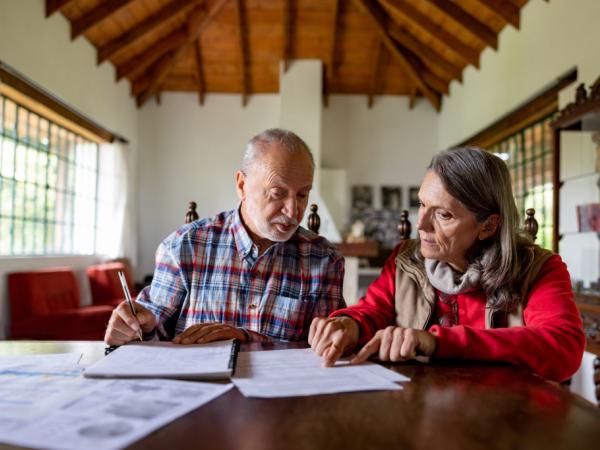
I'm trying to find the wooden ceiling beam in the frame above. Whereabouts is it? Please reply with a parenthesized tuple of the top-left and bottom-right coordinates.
(367, 42, 384, 109)
(424, 0, 497, 50)
(324, 0, 341, 106)
(388, 23, 462, 83)
(409, 86, 417, 109)
(379, 0, 480, 69)
(46, 0, 76, 17)
(137, 0, 229, 107)
(193, 39, 205, 105)
(474, 0, 520, 29)
(97, 0, 202, 65)
(119, 29, 188, 82)
(282, 0, 293, 71)
(71, 0, 137, 40)
(235, 0, 249, 107)
(354, 0, 440, 111)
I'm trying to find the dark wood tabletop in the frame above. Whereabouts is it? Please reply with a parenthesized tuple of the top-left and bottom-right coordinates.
(1, 340, 599, 450)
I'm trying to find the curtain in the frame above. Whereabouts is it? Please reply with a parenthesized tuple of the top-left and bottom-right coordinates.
(96, 141, 137, 266)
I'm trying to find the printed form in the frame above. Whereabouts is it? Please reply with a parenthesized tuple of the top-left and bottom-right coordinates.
(233, 348, 410, 398)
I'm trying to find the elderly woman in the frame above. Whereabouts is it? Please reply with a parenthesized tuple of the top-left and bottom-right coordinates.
(309, 147, 585, 382)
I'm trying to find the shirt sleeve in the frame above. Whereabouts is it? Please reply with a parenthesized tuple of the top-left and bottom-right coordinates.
(330, 246, 399, 345)
(136, 230, 190, 340)
(430, 255, 586, 382)
(311, 249, 346, 318)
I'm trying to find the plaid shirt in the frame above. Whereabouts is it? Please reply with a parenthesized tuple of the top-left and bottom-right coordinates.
(137, 208, 345, 342)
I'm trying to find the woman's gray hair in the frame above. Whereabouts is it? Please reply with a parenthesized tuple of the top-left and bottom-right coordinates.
(423, 147, 533, 311)
(242, 128, 315, 174)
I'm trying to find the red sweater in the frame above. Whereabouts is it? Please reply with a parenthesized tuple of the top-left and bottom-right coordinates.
(331, 247, 586, 382)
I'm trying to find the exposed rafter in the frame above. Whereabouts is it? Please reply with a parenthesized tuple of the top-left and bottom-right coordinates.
(409, 86, 417, 109)
(282, 0, 293, 72)
(71, 0, 136, 40)
(119, 29, 188, 82)
(379, 0, 480, 69)
(193, 39, 205, 105)
(367, 42, 384, 109)
(136, 0, 229, 107)
(354, 0, 441, 111)
(388, 23, 462, 83)
(324, 0, 341, 106)
(235, 0, 249, 106)
(97, 0, 201, 65)
(425, 0, 497, 50)
(475, 0, 520, 29)
(46, 0, 76, 17)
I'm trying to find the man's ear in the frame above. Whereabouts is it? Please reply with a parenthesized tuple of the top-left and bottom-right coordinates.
(235, 171, 246, 201)
(479, 214, 501, 240)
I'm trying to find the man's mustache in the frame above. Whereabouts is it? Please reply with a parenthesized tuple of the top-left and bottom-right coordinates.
(271, 216, 298, 227)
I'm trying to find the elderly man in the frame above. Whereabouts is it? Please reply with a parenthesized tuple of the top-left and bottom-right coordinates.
(105, 128, 345, 345)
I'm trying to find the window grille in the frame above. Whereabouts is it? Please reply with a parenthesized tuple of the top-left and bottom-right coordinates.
(0, 95, 99, 255)
(490, 115, 555, 250)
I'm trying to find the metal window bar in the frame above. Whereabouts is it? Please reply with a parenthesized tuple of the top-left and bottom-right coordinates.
(0, 95, 100, 256)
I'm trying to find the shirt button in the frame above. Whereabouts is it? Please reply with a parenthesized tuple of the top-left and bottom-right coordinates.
(248, 303, 257, 309)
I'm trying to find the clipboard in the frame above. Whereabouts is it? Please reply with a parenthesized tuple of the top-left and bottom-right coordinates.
(87, 339, 240, 380)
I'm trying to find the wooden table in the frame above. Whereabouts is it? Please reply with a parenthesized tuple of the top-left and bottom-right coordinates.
(1, 341, 599, 450)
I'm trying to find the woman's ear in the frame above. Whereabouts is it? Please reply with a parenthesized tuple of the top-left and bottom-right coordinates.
(479, 214, 501, 240)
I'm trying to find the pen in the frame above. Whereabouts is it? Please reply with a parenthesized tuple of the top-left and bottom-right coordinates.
(118, 271, 143, 342)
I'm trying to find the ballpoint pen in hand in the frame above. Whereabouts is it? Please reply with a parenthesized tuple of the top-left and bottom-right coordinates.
(117, 271, 143, 342)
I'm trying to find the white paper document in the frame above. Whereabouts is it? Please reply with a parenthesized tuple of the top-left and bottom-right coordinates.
(0, 367, 233, 450)
(232, 348, 410, 398)
(0, 352, 83, 375)
(84, 340, 236, 380)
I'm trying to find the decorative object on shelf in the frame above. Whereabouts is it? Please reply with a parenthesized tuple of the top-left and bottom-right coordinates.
(576, 203, 600, 232)
(381, 186, 402, 210)
(552, 75, 600, 129)
(349, 207, 403, 248)
(307, 204, 320, 235)
(347, 219, 366, 243)
(408, 186, 420, 208)
(351, 185, 373, 211)
(185, 201, 199, 224)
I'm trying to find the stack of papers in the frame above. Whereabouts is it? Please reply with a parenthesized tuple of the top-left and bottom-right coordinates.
(233, 348, 409, 398)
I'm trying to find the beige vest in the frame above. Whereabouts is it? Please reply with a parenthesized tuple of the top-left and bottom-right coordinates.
(393, 240, 554, 330)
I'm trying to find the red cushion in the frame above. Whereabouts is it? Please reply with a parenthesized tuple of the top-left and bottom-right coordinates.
(8, 268, 116, 340)
(11, 306, 114, 340)
(87, 262, 136, 306)
(8, 269, 80, 321)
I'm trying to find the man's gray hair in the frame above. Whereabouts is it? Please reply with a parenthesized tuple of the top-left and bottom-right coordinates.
(242, 128, 315, 174)
(422, 147, 534, 312)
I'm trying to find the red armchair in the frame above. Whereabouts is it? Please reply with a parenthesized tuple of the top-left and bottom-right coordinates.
(87, 262, 136, 307)
(8, 268, 114, 340)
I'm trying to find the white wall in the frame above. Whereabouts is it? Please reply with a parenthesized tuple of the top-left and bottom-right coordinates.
(136, 93, 280, 277)
(0, 0, 138, 338)
(323, 95, 439, 232)
(438, 0, 600, 148)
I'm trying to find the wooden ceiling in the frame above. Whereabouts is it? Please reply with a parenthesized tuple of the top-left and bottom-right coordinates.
(46, 0, 530, 110)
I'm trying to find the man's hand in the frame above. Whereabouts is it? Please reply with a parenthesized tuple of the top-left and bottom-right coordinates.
(104, 301, 156, 346)
(173, 322, 247, 344)
(308, 316, 360, 367)
(351, 327, 436, 364)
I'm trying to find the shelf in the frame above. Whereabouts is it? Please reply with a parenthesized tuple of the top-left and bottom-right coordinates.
(561, 172, 599, 183)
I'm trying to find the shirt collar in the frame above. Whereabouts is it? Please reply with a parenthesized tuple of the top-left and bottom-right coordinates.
(232, 205, 255, 258)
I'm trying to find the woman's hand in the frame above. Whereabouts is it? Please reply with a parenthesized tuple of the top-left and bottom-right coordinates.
(351, 326, 436, 364)
(173, 322, 247, 344)
(308, 316, 360, 367)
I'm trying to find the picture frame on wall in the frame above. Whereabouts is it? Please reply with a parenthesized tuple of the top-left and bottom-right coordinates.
(351, 185, 373, 211)
(381, 186, 402, 210)
(408, 186, 420, 208)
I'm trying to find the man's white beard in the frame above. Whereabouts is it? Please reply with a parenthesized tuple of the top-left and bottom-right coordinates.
(246, 201, 299, 242)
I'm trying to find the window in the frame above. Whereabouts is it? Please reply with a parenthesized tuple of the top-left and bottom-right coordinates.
(489, 116, 555, 250)
(0, 95, 100, 255)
